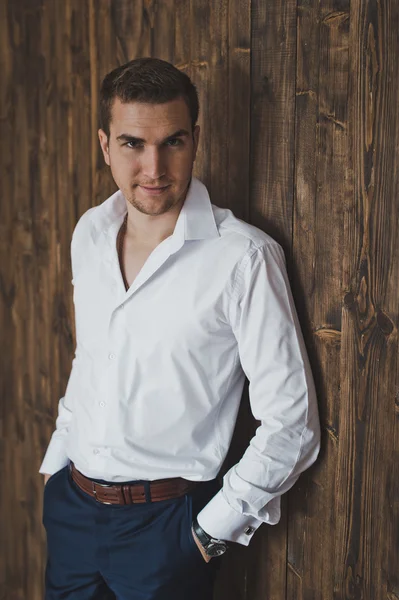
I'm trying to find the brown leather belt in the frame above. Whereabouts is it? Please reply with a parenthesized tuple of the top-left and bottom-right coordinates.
(69, 462, 199, 505)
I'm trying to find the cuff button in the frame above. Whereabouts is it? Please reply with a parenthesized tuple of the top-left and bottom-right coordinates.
(244, 526, 255, 535)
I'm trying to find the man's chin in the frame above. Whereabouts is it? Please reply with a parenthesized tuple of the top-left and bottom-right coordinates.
(127, 195, 177, 216)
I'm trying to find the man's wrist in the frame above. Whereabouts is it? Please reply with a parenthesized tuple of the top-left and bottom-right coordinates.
(191, 524, 212, 562)
(191, 517, 228, 557)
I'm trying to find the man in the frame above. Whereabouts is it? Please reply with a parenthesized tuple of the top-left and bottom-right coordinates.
(40, 57, 320, 600)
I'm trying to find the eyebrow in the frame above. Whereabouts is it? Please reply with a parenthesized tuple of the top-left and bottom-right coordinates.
(116, 129, 191, 144)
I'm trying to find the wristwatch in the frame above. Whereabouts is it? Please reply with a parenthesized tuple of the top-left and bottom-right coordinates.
(192, 517, 228, 557)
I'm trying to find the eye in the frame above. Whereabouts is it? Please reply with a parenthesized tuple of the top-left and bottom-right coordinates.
(124, 138, 182, 149)
(126, 141, 142, 149)
(166, 138, 182, 147)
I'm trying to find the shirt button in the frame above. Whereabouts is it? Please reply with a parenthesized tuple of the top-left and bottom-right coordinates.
(244, 527, 255, 536)
(93, 449, 100, 455)
(99, 401, 106, 408)
(108, 353, 116, 360)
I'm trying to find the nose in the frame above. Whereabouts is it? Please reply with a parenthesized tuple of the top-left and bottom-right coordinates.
(140, 146, 166, 182)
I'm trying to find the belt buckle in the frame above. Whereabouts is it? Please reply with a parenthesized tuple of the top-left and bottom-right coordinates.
(92, 481, 113, 505)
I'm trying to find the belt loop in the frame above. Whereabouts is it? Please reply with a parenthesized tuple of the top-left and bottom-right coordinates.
(144, 481, 152, 503)
(122, 485, 132, 505)
(68, 462, 73, 483)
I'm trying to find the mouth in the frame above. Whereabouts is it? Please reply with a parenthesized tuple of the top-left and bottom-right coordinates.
(139, 184, 171, 196)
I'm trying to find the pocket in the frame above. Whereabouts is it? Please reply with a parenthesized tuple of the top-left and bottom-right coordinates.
(185, 493, 204, 559)
(44, 465, 67, 491)
(184, 481, 224, 564)
(42, 467, 68, 527)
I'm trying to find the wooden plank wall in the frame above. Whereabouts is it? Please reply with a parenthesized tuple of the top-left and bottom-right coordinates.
(0, 1, 398, 599)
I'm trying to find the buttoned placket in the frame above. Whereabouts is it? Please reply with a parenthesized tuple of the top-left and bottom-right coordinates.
(104, 206, 186, 307)
(90, 218, 186, 460)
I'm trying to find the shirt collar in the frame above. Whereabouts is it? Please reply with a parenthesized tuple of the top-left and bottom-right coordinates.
(89, 176, 220, 245)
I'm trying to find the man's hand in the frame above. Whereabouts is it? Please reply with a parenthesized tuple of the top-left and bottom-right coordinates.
(43, 474, 51, 486)
(191, 526, 211, 563)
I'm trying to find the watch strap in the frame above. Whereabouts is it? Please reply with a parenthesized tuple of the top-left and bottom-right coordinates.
(192, 517, 228, 557)
(192, 517, 213, 548)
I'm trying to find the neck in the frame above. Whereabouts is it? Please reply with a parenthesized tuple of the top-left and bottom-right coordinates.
(124, 193, 187, 247)
(125, 215, 177, 247)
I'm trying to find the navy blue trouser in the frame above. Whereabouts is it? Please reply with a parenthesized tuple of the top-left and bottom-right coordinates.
(42, 463, 224, 599)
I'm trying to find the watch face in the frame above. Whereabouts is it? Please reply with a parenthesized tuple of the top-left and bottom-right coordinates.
(206, 542, 227, 557)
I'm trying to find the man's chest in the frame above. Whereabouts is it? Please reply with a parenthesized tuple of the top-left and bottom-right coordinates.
(72, 240, 238, 358)
(116, 218, 162, 290)
(121, 245, 154, 290)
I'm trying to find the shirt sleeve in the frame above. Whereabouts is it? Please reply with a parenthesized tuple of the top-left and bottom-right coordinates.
(38, 221, 82, 476)
(38, 393, 74, 475)
(196, 242, 321, 545)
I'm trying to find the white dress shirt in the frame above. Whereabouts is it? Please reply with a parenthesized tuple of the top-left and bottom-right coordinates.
(39, 175, 320, 545)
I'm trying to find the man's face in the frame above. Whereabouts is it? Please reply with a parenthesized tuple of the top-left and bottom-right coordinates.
(98, 96, 200, 217)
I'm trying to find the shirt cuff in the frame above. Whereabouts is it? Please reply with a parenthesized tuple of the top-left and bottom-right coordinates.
(38, 438, 70, 476)
(196, 488, 263, 546)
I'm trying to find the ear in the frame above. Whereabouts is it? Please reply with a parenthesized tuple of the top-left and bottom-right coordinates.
(192, 125, 200, 161)
(98, 129, 110, 166)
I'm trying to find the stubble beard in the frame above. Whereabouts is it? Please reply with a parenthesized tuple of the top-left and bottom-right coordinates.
(124, 183, 188, 217)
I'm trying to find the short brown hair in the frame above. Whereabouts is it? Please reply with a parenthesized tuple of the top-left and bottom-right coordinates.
(99, 57, 199, 137)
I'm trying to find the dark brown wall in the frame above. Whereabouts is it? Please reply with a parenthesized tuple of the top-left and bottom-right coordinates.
(1, 1, 398, 599)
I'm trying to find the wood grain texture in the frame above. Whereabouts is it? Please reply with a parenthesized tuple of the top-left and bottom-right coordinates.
(288, 0, 350, 598)
(336, 0, 399, 598)
(0, 1, 398, 599)
(247, 1, 298, 599)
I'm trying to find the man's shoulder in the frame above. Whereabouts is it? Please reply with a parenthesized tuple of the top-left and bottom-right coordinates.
(211, 203, 281, 254)
(72, 190, 124, 242)
(73, 206, 97, 234)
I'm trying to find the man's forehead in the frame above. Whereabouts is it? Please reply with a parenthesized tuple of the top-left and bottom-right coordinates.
(110, 97, 190, 133)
